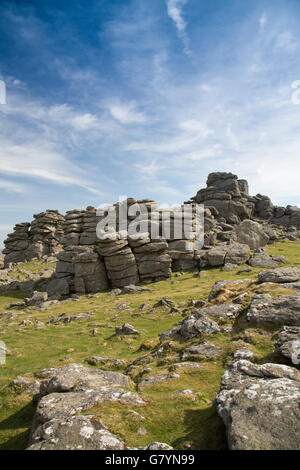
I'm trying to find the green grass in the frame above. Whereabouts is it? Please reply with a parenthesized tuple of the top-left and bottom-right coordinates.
(0, 239, 299, 449)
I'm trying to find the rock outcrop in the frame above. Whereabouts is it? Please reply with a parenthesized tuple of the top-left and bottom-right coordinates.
(3, 211, 64, 266)
(27, 364, 145, 450)
(2, 172, 299, 296)
(247, 294, 300, 326)
(47, 200, 202, 295)
(191, 172, 300, 228)
(275, 326, 300, 364)
(215, 359, 300, 450)
(258, 267, 300, 284)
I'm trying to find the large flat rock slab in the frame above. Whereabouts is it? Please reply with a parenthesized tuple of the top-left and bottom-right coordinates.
(247, 294, 300, 326)
(258, 267, 300, 284)
(215, 360, 300, 449)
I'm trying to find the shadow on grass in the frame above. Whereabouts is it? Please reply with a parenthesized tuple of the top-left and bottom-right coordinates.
(0, 428, 30, 450)
(171, 405, 228, 450)
(0, 401, 35, 450)
(0, 290, 29, 300)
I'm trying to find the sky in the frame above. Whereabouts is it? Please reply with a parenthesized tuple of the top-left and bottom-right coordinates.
(1, 0, 300, 247)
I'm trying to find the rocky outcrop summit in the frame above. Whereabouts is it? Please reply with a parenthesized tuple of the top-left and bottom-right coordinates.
(191, 172, 300, 228)
(2, 172, 299, 296)
(46, 201, 202, 296)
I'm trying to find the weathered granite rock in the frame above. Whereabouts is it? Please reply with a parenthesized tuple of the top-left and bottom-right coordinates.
(28, 415, 125, 450)
(247, 294, 300, 326)
(224, 242, 250, 266)
(27, 363, 145, 450)
(121, 285, 151, 294)
(258, 267, 300, 284)
(208, 278, 252, 302)
(275, 326, 300, 364)
(3, 211, 64, 266)
(249, 249, 288, 268)
(198, 302, 244, 320)
(138, 373, 180, 389)
(39, 363, 131, 395)
(146, 442, 174, 450)
(254, 194, 274, 219)
(180, 311, 220, 339)
(25, 291, 48, 306)
(204, 242, 250, 267)
(215, 359, 300, 450)
(46, 277, 70, 297)
(182, 342, 220, 359)
(233, 347, 255, 361)
(159, 326, 181, 341)
(235, 220, 269, 250)
(115, 323, 140, 336)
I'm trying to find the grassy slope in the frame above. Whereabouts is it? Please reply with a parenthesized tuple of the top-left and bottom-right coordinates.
(0, 240, 299, 450)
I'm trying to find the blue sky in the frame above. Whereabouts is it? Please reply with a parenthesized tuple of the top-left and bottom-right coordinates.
(1, 0, 300, 247)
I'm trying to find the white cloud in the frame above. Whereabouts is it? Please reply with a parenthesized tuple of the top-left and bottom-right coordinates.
(0, 140, 103, 195)
(48, 104, 100, 131)
(179, 120, 214, 138)
(226, 125, 240, 151)
(275, 31, 297, 53)
(107, 101, 146, 124)
(181, 144, 222, 161)
(0, 179, 27, 193)
(166, 0, 191, 56)
(200, 83, 212, 92)
(259, 13, 267, 31)
(71, 113, 99, 130)
(166, 0, 187, 33)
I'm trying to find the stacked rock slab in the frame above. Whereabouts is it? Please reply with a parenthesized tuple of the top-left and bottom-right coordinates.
(98, 233, 139, 288)
(191, 172, 300, 228)
(254, 194, 300, 227)
(49, 198, 204, 294)
(3, 211, 64, 266)
(4, 171, 300, 294)
(50, 209, 108, 295)
(192, 172, 255, 224)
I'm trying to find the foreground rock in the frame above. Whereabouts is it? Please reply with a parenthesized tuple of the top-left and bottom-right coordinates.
(195, 302, 243, 320)
(215, 359, 300, 449)
(182, 341, 220, 359)
(247, 294, 300, 326)
(115, 323, 140, 336)
(248, 248, 288, 268)
(138, 373, 180, 390)
(28, 364, 145, 450)
(180, 311, 220, 339)
(275, 326, 300, 364)
(28, 415, 125, 450)
(258, 267, 300, 284)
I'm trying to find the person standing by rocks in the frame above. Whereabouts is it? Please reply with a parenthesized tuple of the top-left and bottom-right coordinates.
(195, 255, 202, 277)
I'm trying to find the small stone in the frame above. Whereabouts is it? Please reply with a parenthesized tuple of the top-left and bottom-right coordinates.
(136, 426, 147, 436)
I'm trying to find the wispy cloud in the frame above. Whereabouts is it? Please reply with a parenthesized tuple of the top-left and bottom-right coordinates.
(275, 31, 297, 53)
(166, 0, 191, 56)
(0, 139, 103, 195)
(106, 101, 146, 124)
(259, 13, 267, 31)
(0, 179, 27, 194)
